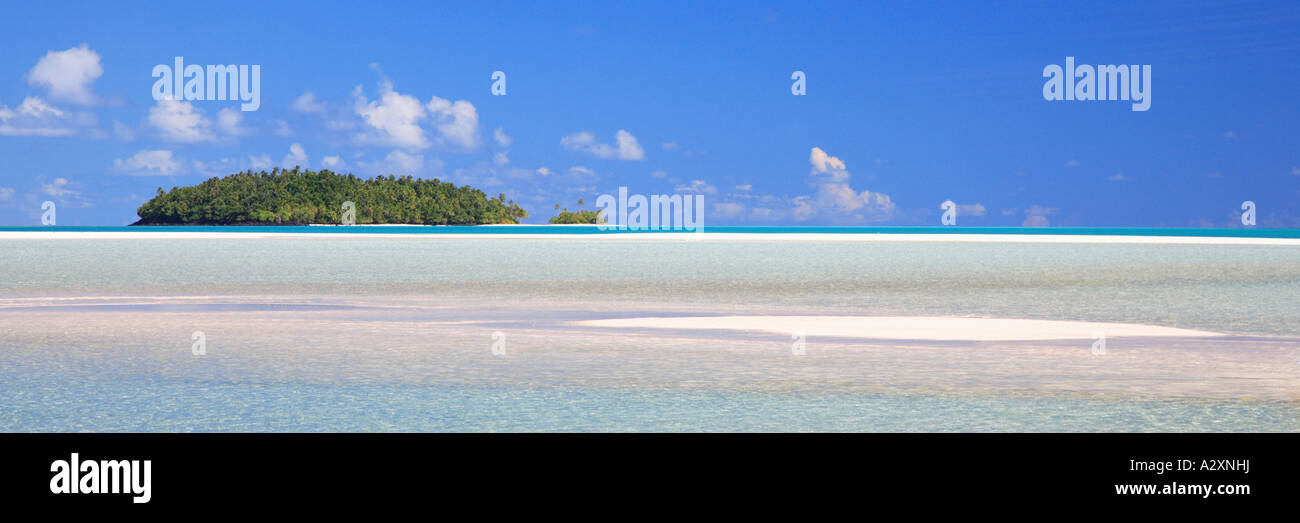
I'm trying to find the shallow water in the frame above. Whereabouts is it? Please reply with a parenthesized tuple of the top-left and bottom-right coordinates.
(1, 238, 1298, 431)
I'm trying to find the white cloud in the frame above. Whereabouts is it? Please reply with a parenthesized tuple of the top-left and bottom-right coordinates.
(111, 149, 183, 175)
(735, 184, 752, 191)
(493, 126, 512, 147)
(953, 203, 986, 216)
(1023, 215, 1050, 227)
(1023, 204, 1057, 227)
(360, 149, 425, 175)
(674, 179, 718, 195)
(426, 96, 480, 150)
(26, 44, 102, 105)
(1108, 172, 1128, 182)
(713, 202, 744, 218)
(0, 97, 85, 137)
(149, 99, 215, 143)
(1223, 130, 1238, 139)
(1291, 166, 1299, 176)
(292, 92, 327, 113)
(536, 166, 551, 176)
(662, 141, 679, 150)
(321, 156, 344, 169)
(249, 155, 273, 170)
(271, 119, 294, 137)
(1065, 159, 1080, 167)
(0, 187, 14, 201)
(217, 107, 250, 136)
(796, 147, 895, 222)
(809, 146, 847, 173)
(567, 166, 596, 178)
(112, 120, 135, 141)
(41, 177, 76, 197)
(493, 151, 510, 166)
(283, 143, 308, 168)
(651, 170, 668, 179)
(352, 81, 429, 149)
(561, 130, 646, 160)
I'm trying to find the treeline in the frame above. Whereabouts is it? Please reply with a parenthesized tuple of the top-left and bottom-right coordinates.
(134, 168, 528, 225)
(549, 210, 602, 224)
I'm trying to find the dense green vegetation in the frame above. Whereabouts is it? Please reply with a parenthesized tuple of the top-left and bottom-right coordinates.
(134, 168, 528, 225)
(549, 210, 603, 224)
(548, 199, 604, 224)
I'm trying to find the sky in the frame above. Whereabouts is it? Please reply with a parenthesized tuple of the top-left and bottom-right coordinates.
(1, 0, 1297, 227)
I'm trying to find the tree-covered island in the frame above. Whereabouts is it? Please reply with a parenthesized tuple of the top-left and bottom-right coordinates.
(133, 168, 528, 225)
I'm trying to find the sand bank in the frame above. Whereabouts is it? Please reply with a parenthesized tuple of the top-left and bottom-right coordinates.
(2, 230, 1299, 245)
(573, 315, 1225, 341)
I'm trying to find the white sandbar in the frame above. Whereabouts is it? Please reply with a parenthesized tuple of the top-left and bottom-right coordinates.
(572, 315, 1225, 341)
(1, 230, 1299, 245)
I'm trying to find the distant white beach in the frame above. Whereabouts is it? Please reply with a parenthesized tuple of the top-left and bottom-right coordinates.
(574, 315, 1225, 341)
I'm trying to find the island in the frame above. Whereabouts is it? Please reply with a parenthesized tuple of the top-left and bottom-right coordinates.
(548, 199, 604, 224)
(133, 168, 528, 225)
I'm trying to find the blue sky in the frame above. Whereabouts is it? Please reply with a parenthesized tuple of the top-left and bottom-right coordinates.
(1, 0, 1297, 226)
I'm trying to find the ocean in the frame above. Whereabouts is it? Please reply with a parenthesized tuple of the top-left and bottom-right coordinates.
(2, 227, 1298, 431)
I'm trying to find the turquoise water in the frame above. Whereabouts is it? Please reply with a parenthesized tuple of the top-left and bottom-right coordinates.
(2, 235, 1299, 431)
(3, 225, 1300, 238)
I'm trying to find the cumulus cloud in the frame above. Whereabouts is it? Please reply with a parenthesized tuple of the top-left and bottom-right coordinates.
(956, 203, 986, 216)
(0, 97, 87, 137)
(561, 130, 646, 160)
(283, 143, 309, 168)
(358, 149, 425, 175)
(292, 92, 327, 113)
(149, 99, 215, 143)
(347, 80, 483, 151)
(674, 179, 718, 195)
(427, 96, 480, 150)
(111, 149, 183, 175)
(26, 44, 102, 105)
(810, 146, 847, 173)
(1023, 215, 1050, 227)
(493, 126, 512, 147)
(1022, 204, 1057, 227)
(493, 151, 509, 166)
(270, 119, 294, 137)
(217, 107, 250, 136)
(249, 155, 273, 170)
(535, 166, 551, 176)
(713, 202, 744, 218)
(352, 81, 429, 149)
(41, 177, 76, 197)
(567, 166, 596, 179)
(794, 147, 895, 222)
